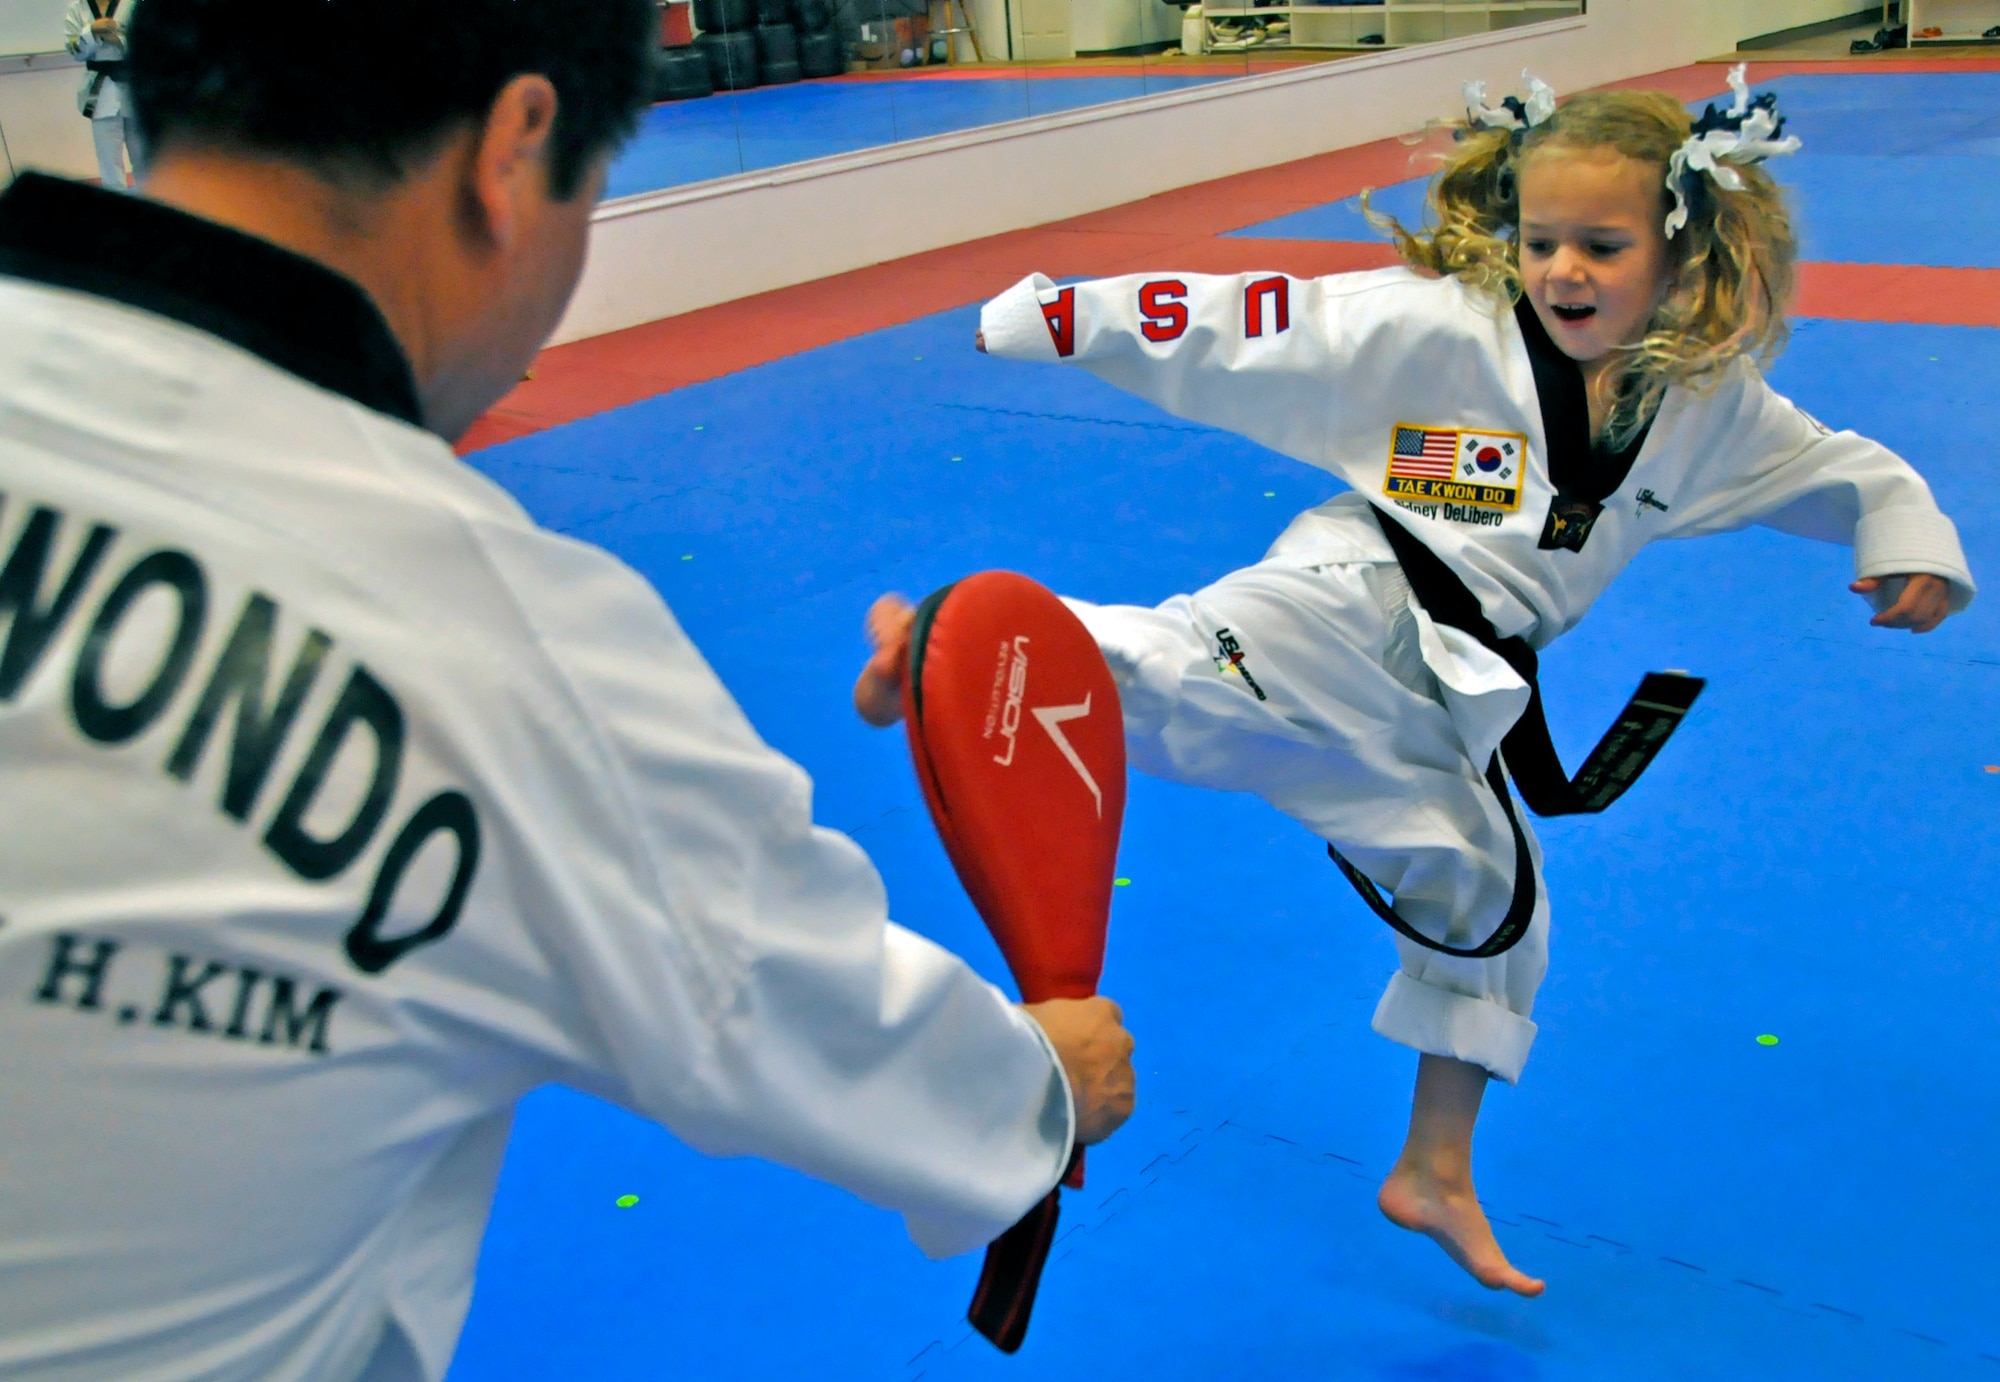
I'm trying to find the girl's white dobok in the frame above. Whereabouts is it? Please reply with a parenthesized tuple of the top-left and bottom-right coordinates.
(980, 266, 1974, 1083)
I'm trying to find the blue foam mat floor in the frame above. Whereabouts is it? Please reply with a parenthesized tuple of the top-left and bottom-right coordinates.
(443, 288, 2000, 1378)
(604, 72, 1234, 199)
(1227, 73, 2000, 269)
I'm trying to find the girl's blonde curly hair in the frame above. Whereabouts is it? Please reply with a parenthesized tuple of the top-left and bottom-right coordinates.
(1369, 89, 1798, 451)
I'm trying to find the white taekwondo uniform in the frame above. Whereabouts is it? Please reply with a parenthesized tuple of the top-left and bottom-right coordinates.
(0, 174, 1073, 1382)
(980, 265, 1974, 1084)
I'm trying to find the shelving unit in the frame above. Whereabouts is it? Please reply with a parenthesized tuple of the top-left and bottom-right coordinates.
(1201, 0, 1582, 53)
(1905, 0, 2000, 43)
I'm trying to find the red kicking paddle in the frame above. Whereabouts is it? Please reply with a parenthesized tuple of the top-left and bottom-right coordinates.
(899, 571, 1126, 1353)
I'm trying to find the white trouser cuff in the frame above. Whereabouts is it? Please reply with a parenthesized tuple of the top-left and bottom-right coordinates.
(1371, 972, 1537, 1084)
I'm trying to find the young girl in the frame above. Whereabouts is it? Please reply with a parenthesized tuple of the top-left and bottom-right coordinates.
(855, 70, 1973, 1295)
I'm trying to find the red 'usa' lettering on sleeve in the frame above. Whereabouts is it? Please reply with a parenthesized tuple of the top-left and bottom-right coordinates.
(1040, 288, 1077, 358)
(1138, 279, 1189, 344)
(1245, 276, 1289, 339)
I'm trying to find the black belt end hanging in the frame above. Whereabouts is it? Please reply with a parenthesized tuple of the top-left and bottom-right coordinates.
(1562, 670, 1705, 814)
(966, 1176, 1065, 1353)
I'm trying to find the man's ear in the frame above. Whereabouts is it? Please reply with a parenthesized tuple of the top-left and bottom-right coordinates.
(463, 74, 560, 254)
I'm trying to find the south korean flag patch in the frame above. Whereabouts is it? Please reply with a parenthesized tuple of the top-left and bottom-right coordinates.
(1455, 431, 1522, 496)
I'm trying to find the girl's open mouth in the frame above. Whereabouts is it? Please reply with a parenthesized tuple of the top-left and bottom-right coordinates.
(1549, 303, 1597, 324)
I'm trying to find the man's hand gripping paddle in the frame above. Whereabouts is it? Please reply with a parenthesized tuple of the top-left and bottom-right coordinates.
(900, 572, 1126, 1353)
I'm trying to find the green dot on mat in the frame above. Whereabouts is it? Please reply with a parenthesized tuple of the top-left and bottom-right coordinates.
(1114, 877, 1131, 887)
(1756, 1034, 1779, 1047)
(616, 1194, 640, 1208)
(682, 554, 693, 561)
(694, 425, 705, 430)
(1264, 491, 1276, 498)
(950, 456, 963, 463)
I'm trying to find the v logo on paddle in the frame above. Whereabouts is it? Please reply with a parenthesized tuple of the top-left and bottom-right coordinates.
(1033, 696, 1102, 817)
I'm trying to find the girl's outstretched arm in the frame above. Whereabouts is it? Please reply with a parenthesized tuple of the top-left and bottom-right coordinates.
(1657, 365, 1975, 627)
(977, 270, 1349, 471)
(1851, 574, 1952, 633)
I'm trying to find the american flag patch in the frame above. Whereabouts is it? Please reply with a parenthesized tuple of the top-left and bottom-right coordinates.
(1389, 425, 1459, 480)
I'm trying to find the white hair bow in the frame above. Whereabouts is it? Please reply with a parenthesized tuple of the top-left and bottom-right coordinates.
(1462, 71, 1557, 136)
(1664, 64, 1802, 237)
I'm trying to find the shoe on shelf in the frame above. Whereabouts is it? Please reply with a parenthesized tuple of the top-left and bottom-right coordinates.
(1985, 23, 2000, 37)
(1917, 25, 1942, 37)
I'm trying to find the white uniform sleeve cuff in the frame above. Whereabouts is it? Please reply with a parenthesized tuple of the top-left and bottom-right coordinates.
(1855, 505, 1976, 612)
(902, 1004, 1073, 1259)
(980, 274, 1060, 362)
(1371, 971, 1538, 1085)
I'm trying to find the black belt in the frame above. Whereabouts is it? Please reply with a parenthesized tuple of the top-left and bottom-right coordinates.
(86, 59, 128, 79)
(1326, 507, 1705, 958)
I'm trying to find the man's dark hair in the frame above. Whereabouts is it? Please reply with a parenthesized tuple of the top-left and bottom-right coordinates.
(126, 0, 656, 199)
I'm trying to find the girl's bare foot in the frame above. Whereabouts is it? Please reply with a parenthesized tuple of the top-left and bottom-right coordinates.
(1378, 1158, 1545, 1297)
(1379, 1052, 1545, 1297)
(853, 594, 916, 726)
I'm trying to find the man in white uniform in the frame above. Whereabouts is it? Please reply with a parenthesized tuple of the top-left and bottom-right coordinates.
(0, 1, 1137, 1378)
(64, 0, 136, 191)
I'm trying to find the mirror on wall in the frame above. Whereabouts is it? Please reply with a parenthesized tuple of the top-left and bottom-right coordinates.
(606, 0, 1586, 204)
(0, 0, 1585, 206)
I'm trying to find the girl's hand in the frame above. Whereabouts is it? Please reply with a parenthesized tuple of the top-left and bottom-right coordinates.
(974, 330, 986, 354)
(853, 594, 916, 726)
(1851, 573, 1952, 633)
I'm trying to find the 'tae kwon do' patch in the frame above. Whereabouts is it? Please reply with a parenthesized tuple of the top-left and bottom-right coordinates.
(1384, 424, 1527, 511)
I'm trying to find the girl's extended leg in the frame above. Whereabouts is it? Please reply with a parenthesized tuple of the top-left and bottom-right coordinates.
(853, 553, 1549, 1293)
(1378, 1053, 1545, 1296)
(1070, 557, 1549, 1294)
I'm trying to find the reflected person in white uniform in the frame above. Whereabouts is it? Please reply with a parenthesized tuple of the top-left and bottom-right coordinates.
(0, 1, 1136, 1379)
(64, 0, 137, 191)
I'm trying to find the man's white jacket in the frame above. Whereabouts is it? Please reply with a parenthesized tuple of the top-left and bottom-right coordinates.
(0, 174, 1072, 1382)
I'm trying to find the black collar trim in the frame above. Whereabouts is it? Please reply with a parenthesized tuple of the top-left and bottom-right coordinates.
(0, 173, 423, 429)
(1513, 295, 1652, 504)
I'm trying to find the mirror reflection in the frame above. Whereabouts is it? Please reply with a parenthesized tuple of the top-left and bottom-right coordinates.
(0, 0, 1584, 205)
(607, 0, 1584, 199)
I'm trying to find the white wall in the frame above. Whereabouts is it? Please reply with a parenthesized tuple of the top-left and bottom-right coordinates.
(1594, 0, 1871, 53)
(0, 56, 91, 182)
(1740, 0, 1882, 39)
(962, 0, 1010, 59)
(1, 0, 64, 57)
(1071, 0, 1178, 55)
(0, 0, 90, 184)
